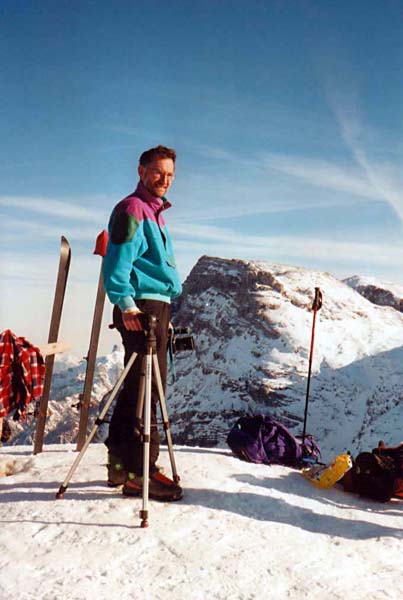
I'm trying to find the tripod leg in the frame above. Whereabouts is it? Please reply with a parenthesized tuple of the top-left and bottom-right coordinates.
(133, 355, 146, 437)
(55, 351, 139, 499)
(152, 354, 180, 483)
(139, 350, 152, 528)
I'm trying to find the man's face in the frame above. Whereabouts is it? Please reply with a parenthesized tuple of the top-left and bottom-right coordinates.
(138, 157, 175, 198)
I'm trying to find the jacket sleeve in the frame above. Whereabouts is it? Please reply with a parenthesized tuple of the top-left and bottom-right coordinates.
(102, 208, 147, 311)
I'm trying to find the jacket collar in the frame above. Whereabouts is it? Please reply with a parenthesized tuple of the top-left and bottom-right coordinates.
(134, 180, 172, 212)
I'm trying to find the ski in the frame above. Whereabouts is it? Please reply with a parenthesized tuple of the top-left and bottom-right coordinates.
(75, 230, 108, 451)
(34, 236, 71, 454)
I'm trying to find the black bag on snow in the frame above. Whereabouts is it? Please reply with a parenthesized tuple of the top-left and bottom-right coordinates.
(373, 442, 403, 499)
(342, 451, 396, 502)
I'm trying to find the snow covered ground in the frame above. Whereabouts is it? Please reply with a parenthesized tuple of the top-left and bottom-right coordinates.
(1, 444, 402, 600)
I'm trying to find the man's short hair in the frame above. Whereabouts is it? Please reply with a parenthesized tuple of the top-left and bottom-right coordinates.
(139, 145, 176, 166)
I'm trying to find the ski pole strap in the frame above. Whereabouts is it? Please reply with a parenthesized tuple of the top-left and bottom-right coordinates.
(312, 287, 323, 311)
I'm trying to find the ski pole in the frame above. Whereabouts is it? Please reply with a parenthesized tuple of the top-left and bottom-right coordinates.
(76, 230, 108, 451)
(302, 287, 322, 442)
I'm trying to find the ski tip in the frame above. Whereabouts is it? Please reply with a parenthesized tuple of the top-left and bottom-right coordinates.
(94, 230, 109, 257)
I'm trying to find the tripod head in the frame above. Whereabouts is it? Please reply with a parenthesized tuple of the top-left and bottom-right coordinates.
(143, 313, 158, 351)
(144, 313, 158, 332)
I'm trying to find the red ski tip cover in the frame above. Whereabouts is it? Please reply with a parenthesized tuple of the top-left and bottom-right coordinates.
(94, 230, 109, 257)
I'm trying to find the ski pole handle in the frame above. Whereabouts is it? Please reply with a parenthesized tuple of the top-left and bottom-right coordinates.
(94, 229, 109, 257)
(312, 287, 322, 311)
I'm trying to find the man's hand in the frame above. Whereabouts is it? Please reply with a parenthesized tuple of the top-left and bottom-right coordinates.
(122, 308, 144, 331)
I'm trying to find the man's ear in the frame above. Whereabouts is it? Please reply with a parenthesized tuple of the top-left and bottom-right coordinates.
(138, 164, 145, 180)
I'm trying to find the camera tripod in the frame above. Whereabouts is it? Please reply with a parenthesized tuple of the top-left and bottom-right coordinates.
(56, 314, 180, 528)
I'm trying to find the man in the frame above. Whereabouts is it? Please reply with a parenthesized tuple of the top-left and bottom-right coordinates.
(102, 145, 183, 501)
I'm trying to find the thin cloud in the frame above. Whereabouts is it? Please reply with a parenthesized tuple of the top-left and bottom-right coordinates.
(172, 173, 360, 223)
(334, 108, 403, 220)
(0, 252, 63, 284)
(0, 215, 101, 242)
(263, 153, 381, 201)
(0, 195, 106, 222)
(191, 143, 261, 169)
(319, 80, 403, 221)
(0, 251, 102, 285)
(173, 223, 403, 270)
(174, 143, 389, 223)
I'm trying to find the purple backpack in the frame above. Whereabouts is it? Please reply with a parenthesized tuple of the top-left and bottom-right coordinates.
(227, 415, 321, 467)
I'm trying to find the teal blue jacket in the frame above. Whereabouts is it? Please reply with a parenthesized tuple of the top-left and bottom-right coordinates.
(102, 181, 182, 311)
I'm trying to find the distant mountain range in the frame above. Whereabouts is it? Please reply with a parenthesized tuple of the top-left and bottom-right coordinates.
(6, 257, 403, 460)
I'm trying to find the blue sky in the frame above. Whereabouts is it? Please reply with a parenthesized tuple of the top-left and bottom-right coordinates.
(1, 0, 403, 354)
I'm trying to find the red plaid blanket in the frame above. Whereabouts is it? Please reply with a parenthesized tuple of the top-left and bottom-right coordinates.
(0, 329, 45, 419)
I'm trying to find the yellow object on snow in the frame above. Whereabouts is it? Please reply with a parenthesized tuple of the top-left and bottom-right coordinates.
(303, 453, 353, 489)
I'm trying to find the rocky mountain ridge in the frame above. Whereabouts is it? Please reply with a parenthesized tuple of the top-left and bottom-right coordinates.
(168, 257, 403, 454)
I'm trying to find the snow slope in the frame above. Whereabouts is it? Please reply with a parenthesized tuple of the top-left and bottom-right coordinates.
(0, 444, 402, 600)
